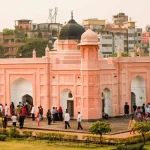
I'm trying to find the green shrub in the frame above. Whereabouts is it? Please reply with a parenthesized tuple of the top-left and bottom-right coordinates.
(9, 127, 20, 138)
(89, 121, 111, 144)
(117, 143, 144, 150)
(22, 131, 33, 138)
(0, 129, 9, 136)
(0, 135, 7, 141)
(36, 132, 78, 142)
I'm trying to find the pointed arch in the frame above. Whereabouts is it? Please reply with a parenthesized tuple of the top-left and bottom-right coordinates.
(102, 88, 112, 116)
(60, 88, 74, 118)
(11, 78, 33, 107)
(131, 75, 146, 107)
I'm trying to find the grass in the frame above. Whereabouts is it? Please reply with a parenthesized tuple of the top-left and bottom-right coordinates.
(0, 139, 115, 150)
(0, 139, 150, 150)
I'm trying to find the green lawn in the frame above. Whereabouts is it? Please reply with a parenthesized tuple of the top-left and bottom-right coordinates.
(0, 140, 150, 150)
(0, 140, 115, 150)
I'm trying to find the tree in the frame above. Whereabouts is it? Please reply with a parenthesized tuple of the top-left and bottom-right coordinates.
(108, 53, 129, 57)
(2, 28, 15, 35)
(133, 122, 150, 144)
(89, 121, 111, 144)
(16, 39, 48, 58)
(0, 45, 5, 58)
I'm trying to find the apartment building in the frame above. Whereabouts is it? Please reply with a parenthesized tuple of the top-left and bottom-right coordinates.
(0, 33, 24, 58)
(98, 30, 124, 57)
(27, 23, 63, 44)
(83, 18, 105, 33)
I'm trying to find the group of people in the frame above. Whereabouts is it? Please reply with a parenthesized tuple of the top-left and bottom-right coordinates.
(125, 102, 150, 134)
(0, 101, 84, 131)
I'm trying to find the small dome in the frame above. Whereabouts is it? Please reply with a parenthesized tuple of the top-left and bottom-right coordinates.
(58, 12, 85, 41)
(79, 29, 99, 45)
(53, 39, 58, 49)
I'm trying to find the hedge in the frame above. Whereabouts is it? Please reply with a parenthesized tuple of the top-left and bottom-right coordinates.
(83, 131, 150, 144)
(0, 135, 7, 141)
(117, 143, 144, 150)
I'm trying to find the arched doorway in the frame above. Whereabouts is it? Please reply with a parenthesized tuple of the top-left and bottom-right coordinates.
(102, 88, 112, 116)
(22, 94, 33, 105)
(60, 89, 74, 118)
(131, 92, 136, 113)
(131, 76, 146, 107)
(11, 78, 33, 108)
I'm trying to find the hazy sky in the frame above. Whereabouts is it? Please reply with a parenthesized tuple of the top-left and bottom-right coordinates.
(0, 0, 149, 31)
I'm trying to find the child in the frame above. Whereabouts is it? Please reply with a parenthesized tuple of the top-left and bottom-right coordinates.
(36, 112, 41, 126)
(11, 114, 17, 127)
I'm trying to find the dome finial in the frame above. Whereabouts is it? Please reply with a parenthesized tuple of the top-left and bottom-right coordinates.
(71, 10, 73, 19)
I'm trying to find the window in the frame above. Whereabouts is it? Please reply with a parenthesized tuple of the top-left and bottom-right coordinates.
(11, 39, 14, 42)
(102, 44, 112, 47)
(138, 33, 141, 36)
(138, 40, 141, 44)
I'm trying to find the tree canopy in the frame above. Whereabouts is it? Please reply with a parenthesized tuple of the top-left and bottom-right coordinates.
(89, 121, 111, 144)
(16, 39, 48, 58)
(0, 45, 5, 58)
(133, 122, 150, 144)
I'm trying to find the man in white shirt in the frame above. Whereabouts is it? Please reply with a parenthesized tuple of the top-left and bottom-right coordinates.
(77, 112, 83, 130)
(11, 114, 17, 127)
(64, 110, 71, 129)
(31, 105, 35, 121)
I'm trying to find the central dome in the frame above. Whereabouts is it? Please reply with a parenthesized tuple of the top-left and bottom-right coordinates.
(58, 12, 85, 41)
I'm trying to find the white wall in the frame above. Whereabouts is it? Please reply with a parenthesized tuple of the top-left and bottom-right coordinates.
(131, 76, 146, 107)
(60, 89, 73, 115)
(103, 88, 112, 116)
(11, 78, 33, 108)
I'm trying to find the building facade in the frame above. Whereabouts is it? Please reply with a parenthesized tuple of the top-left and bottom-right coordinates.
(0, 17, 149, 120)
(0, 33, 24, 58)
(98, 30, 124, 57)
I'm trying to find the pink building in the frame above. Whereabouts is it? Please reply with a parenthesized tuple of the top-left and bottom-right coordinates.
(0, 15, 149, 120)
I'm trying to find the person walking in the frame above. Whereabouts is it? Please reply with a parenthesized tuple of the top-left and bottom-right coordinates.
(31, 105, 35, 121)
(36, 111, 41, 126)
(77, 112, 83, 130)
(133, 103, 137, 116)
(5, 104, 9, 116)
(64, 110, 71, 129)
(19, 111, 25, 129)
(10, 102, 15, 116)
(52, 107, 56, 123)
(128, 116, 136, 134)
(46, 109, 52, 125)
(11, 114, 17, 127)
(58, 107, 63, 121)
(142, 104, 146, 118)
(15, 105, 21, 122)
(124, 102, 129, 117)
(2, 115, 7, 130)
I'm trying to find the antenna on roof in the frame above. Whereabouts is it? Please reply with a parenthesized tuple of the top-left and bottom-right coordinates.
(47, 9, 53, 23)
(46, 7, 58, 23)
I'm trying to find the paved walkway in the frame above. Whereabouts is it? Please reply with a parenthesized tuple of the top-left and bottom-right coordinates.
(7, 117, 131, 134)
(6, 116, 138, 140)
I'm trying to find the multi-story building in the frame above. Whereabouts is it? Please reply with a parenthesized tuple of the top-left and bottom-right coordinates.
(142, 25, 150, 52)
(98, 30, 124, 57)
(0, 33, 24, 58)
(113, 13, 128, 27)
(83, 18, 105, 33)
(27, 23, 63, 44)
(15, 19, 32, 32)
(122, 22, 142, 52)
